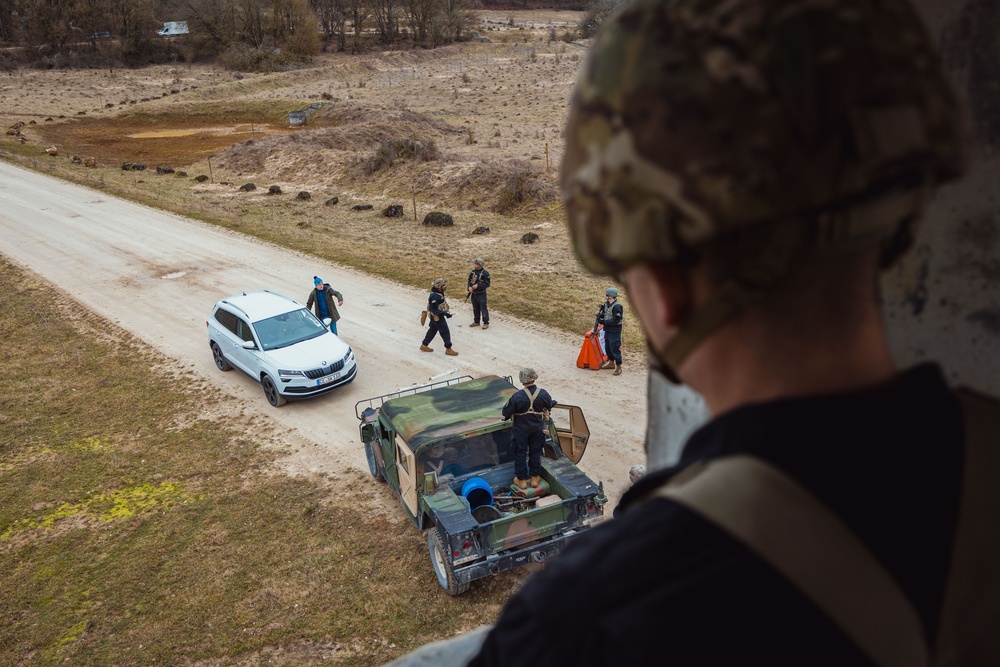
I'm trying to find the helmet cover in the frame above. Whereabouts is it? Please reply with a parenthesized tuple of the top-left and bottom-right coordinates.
(562, 0, 966, 276)
(519, 367, 539, 385)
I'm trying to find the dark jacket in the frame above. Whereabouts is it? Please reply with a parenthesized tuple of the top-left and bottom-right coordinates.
(471, 364, 964, 666)
(501, 385, 555, 433)
(468, 268, 491, 293)
(427, 289, 451, 319)
(595, 300, 623, 332)
(306, 284, 343, 323)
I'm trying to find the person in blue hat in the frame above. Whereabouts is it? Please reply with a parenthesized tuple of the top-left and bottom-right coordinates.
(306, 276, 344, 335)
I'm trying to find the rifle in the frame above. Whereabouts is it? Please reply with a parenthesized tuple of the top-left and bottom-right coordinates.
(465, 270, 479, 303)
(494, 496, 540, 510)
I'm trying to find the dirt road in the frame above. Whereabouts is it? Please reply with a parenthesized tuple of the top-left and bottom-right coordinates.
(0, 161, 646, 504)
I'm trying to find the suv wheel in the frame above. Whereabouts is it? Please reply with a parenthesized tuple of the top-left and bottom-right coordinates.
(211, 342, 231, 371)
(428, 528, 470, 596)
(262, 374, 286, 407)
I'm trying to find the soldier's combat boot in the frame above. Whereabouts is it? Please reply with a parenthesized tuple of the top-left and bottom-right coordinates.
(614, 363, 622, 375)
(420, 344, 433, 352)
(469, 322, 480, 327)
(445, 347, 458, 356)
(513, 477, 528, 490)
(530, 475, 541, 487)
(482, 323, 489, 330)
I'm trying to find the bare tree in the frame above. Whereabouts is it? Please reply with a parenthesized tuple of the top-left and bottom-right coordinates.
(21, 0, 81, 50)
(347, 0, 369, 53)
(438, 0, 470, 43)
(403, 0, 435, 47)
(235, 0, 267, 49)
(110, 0, 156, 56)
(311, 0, 348, 50)
(371, 0, 398, 45)
(282, 0, 319, 57)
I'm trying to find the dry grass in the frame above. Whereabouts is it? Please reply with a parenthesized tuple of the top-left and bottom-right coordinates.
(0, 23, 643, 353)
(0, 257, 519, 666)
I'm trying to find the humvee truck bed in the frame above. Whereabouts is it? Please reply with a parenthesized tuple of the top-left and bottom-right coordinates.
(356, 375, 606, 595)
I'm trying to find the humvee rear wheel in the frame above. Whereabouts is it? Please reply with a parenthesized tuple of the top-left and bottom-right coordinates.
(429, 529, 470, 596)
(364, 440, 384, 482)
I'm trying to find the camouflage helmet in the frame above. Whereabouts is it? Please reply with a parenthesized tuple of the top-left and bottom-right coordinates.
(562, 0, 966, 277)
(473, 257, 485, 267)
(519, 367, 538, 385)
(605, 287, 619, 298)
(432, 278, 447, 290)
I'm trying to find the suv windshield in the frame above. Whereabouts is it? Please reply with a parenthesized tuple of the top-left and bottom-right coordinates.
(254, 308, 327, 350)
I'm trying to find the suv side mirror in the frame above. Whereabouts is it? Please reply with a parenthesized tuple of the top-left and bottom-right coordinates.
(241, 340, 256, 350)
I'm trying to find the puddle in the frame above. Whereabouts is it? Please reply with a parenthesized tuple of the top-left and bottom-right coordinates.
(129, 130, 199, 139)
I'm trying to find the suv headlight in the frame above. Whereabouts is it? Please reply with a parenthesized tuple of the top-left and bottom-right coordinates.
(343, 349, 353, 364)
(278, 369, 305, 379)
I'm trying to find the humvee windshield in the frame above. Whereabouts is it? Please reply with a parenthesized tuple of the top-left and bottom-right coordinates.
(419, 429, 511, 478)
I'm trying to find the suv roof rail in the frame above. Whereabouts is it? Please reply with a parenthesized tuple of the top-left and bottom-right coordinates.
(354, 375, 480, 420)
(218, 299, 250, 319)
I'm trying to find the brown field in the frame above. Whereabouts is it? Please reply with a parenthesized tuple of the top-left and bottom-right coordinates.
(0, 11, 642, 354)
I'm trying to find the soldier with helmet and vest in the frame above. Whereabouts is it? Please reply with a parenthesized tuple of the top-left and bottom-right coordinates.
(594, 286, 624, 374)
(467, 257, 491, 329)
(501, 368, 555, 490)
(420, 278, 458, 356)
(471, 0, 1000, 665)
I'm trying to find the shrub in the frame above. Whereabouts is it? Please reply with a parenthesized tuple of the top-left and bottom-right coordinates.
(492, 160, 555, 214)
(363, 138, 439, 175)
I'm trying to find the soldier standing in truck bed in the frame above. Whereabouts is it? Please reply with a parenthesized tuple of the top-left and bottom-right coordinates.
(501, 368, 554, 490)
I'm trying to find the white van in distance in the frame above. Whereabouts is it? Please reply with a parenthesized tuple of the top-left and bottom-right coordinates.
(157, 21, 188, 37)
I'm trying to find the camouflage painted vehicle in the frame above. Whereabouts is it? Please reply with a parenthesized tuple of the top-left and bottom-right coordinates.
(356, 374, 606, 595)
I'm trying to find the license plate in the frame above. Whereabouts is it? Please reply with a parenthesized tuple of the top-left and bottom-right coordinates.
(317, 372, 341, 386)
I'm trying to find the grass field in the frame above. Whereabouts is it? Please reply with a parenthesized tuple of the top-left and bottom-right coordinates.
(0, 258, 520, 665)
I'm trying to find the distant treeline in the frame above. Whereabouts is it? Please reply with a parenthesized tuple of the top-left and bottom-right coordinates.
(0, 0, 610, 71)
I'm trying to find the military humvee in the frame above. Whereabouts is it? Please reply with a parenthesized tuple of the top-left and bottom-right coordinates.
(356, 374, 606, 595)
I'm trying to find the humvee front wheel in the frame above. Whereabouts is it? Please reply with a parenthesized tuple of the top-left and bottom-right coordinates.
(364, 440, 384, 482)
(428, 529, 470, 596)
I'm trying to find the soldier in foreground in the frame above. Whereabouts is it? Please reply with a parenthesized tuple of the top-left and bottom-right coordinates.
(501, 368, 554, 490)
(470, 0, 1000, 664)
(421, 278, 458, 356)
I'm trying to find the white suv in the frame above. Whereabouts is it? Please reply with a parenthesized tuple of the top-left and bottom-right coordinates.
(207, 290, 357, 406)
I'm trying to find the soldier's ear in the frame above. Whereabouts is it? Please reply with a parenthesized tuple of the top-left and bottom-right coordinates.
(622, 263, 692, 344)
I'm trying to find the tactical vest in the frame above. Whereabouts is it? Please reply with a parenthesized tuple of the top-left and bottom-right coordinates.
(601, 302, 622, 326)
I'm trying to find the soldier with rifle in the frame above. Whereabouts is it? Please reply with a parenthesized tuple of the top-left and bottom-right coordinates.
(466, 258, 491, 330)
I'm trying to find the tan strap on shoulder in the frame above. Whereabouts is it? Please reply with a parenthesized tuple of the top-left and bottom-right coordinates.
(655, 455, 928, 667)
(935, 389, 1000, 666)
